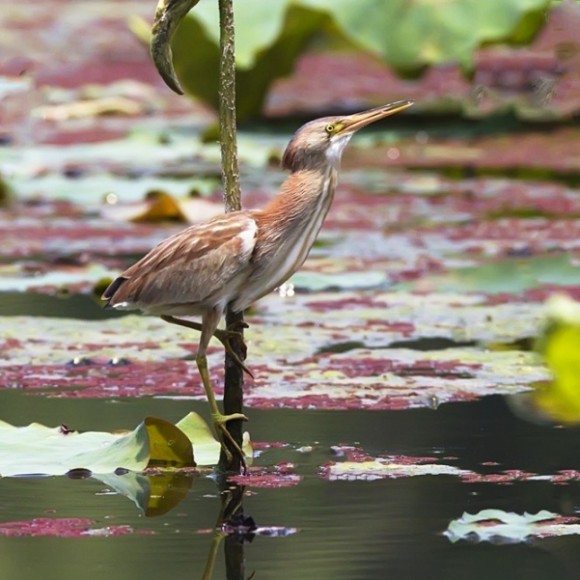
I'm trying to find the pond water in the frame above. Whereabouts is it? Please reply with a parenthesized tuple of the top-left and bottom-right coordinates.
(2, 389, 580, 580)
(1, 0, 579, 575)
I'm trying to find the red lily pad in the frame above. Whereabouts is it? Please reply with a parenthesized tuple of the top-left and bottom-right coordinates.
(0, 517, 138, 538)
(228, 469, 301, 489)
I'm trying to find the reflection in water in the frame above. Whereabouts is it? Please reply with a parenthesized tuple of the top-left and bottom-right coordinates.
(202, 482, 249, 580)
(4, 392, 580, 578)
(98, 469, 253, 578)
(95, 470, 194, 516)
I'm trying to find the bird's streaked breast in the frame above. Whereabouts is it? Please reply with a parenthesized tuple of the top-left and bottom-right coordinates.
(233, 168, 337, 311)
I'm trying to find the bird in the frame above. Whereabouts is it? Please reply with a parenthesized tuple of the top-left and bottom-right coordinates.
(102, 99, 414, 468)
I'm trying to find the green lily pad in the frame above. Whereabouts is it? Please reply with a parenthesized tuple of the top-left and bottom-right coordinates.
(397, 254, 580, 294)
(0, 412, 251, 477)
(0, 416, 152, 477)
(0, 264, 112, 293)
(290, 270, 387, 292)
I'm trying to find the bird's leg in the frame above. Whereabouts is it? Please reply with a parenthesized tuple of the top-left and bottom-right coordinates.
(197, 309, 249, 471)
(161, 315, 253, 378)
(213, 324, 253, 379)
(196, 354, 248, 469)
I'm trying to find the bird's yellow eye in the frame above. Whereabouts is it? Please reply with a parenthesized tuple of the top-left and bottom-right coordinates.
(324, 124, 335, 134)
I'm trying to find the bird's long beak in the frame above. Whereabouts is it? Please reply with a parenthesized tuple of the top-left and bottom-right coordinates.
(338, 99, 414, 134)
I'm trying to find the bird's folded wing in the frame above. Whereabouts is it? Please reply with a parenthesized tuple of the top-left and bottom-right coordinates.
(104, 212, 258, 309)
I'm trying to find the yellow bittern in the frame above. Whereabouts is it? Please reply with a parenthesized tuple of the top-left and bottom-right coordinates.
(102, 99, 413, 466)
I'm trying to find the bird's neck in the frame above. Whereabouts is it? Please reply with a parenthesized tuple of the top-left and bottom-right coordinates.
(256, 167, 337, 247)
(234, 166, 338, 311)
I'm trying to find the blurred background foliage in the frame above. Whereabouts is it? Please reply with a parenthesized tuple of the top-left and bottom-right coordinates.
(132, 0, 578, 121)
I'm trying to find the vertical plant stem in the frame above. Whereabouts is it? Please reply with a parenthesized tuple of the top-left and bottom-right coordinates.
(218, 0, 245, 472)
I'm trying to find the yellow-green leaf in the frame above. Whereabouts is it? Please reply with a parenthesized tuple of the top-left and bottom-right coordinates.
(144, 416, 194, 467)
(176, 412, 253, 466)
(525, 295, 580, 424)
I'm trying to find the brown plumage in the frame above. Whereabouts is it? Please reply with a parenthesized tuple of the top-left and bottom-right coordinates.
(102, 99, 413, 468)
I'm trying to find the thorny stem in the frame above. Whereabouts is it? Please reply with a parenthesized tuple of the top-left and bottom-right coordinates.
(218, 0, 246, 473)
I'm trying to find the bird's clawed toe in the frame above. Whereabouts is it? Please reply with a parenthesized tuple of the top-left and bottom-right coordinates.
(214, 328, 254, 379)
(212, 412, 249, 472)
(227, 320, 249, 333)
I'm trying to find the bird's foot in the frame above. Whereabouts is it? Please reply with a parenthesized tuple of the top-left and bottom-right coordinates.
(214, 326, 254, 379)
(226, 320, 249, 333)
(212, 411, 249, 473)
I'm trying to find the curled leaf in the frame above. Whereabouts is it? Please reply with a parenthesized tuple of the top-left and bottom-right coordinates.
(176, 412, 253, 466)
(144, 416, 194, 466)
(151, 0, 201, 94)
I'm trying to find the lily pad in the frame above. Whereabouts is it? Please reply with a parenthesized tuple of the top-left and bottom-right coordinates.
(323, 459, 469, 481)
(398, 254, 580, 294)
(444, 509, 580, 543)
(0, 518, 138, 538)
(0, 286, 549, 409)
(0, 412, 251, 477)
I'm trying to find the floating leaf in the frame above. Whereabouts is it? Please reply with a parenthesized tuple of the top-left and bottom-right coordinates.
(398, 255, 580, 294)
(0, 518, 137, 538)
(322, 448, 580, 484)
(444, 509, 580, 543)
(176, 412, 253, 467)
(290, 270, 387, 292)
(0, 295, 548, 409)
(144, 416, 194, 466)
(323, 459, 469, 481)
(0, 413, 251, 477)
(0, 418, 151, 477)
(0, 263, 112, 294)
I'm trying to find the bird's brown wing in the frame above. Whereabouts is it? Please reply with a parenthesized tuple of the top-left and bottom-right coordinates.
(102, 212, 258, 312)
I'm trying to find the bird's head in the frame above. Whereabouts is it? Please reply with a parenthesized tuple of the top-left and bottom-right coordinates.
(282, 99, 413, 172)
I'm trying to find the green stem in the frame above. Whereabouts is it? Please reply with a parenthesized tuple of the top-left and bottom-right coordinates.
(218, 0, 245, 472)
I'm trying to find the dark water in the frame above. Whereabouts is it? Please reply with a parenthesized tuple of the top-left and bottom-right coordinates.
(2, 390, 580, 580)
(2, 293, 580, 579)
